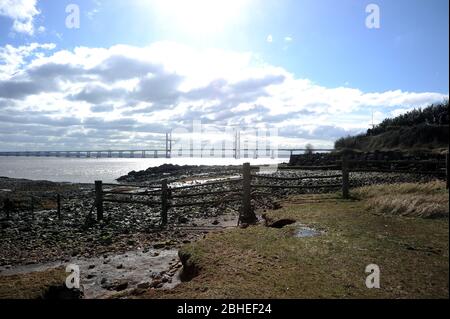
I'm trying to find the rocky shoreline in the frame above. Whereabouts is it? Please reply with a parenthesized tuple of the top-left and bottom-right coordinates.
(1, 163, 442, 265)
(0, 162, 445, 297)
(0, 165, 442, 298)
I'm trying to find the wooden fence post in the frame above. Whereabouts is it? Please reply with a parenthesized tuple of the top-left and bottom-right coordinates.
(161, 179, 168, 226)
(240, 162, 256, 224)
(446, 152, 449, 190)
(30, 196, 34, 215)
(3, 198, 11, 219)
(95, 180, 103, 220)
(57, 194, 61, 219)
(342, 155, 350, 199)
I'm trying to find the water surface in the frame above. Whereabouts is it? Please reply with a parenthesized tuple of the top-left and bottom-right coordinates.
(0, 157, 285, 184)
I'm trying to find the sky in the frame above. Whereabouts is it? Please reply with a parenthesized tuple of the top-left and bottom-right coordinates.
(0, 0, 448, 151)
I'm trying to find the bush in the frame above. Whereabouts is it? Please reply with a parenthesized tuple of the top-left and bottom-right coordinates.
(335, 100, 449, 151)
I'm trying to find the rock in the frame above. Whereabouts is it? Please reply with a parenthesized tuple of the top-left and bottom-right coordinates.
(212, 220, 220, 225)
(150, 272, 161, 279)
(71, 250, 79, 257)
(177, 216, 188, 224)
(111, 280, 129, 291)
(153, 242, 166, 249)
(150, 279, 163, 289)
(131, 288, 146, 296)
(88, 264, 95, 269)
(137, 282, 150, 289)
(101, 278, 129, 291)
(116, 264, 124, 269)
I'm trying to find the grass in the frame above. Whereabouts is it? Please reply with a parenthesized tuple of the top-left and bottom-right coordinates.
(354, 181, 449, 219)
(143, 183, 448, 299)
(0, 267, 67, 299)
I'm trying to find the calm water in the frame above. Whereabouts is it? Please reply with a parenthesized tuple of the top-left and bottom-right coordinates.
(0, 157, 285, 184)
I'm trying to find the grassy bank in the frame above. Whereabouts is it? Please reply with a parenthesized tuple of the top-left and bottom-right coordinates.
(148, 182, 448, 299)
(0, 267, 67, 299)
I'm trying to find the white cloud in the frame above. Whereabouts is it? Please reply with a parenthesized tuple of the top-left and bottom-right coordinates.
(266, 34, 273, 43)
(0, 0, 40, 35)
(284, 36, 293, 42)
(0, 42, 56, 79)
(0, 41, 447, 150)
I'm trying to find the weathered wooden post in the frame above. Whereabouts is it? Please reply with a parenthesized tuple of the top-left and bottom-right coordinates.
(30, 196, 34, 215)
(3, 198, 11, 219)
(240, 162, 257, 224)
(95, 180, 103, 220)
(342, 155, 350, 199)
(5, 199, 10, 219)
(446, 152, 449, 190)
(57, 194, 61, 219)
(161, 179, 168, 226)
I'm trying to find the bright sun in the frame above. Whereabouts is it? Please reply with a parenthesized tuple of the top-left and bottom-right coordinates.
(151, 0, 250, 35)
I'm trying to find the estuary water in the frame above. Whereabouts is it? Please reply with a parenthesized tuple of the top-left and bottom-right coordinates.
(0, 157, 285, 184)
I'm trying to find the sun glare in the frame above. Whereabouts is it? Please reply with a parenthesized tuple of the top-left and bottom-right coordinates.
(151, 0, 250, 35)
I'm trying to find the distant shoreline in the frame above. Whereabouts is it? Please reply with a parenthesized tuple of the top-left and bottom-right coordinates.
(0, 157, 286, 184)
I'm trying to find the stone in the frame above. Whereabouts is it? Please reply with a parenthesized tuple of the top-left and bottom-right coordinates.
(153, 242, 166, 249)
(150, 280, 163, 289)
(131, 288, 146, 296)
(137, 282, 150, 289)
(112, 280, 129, 291)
